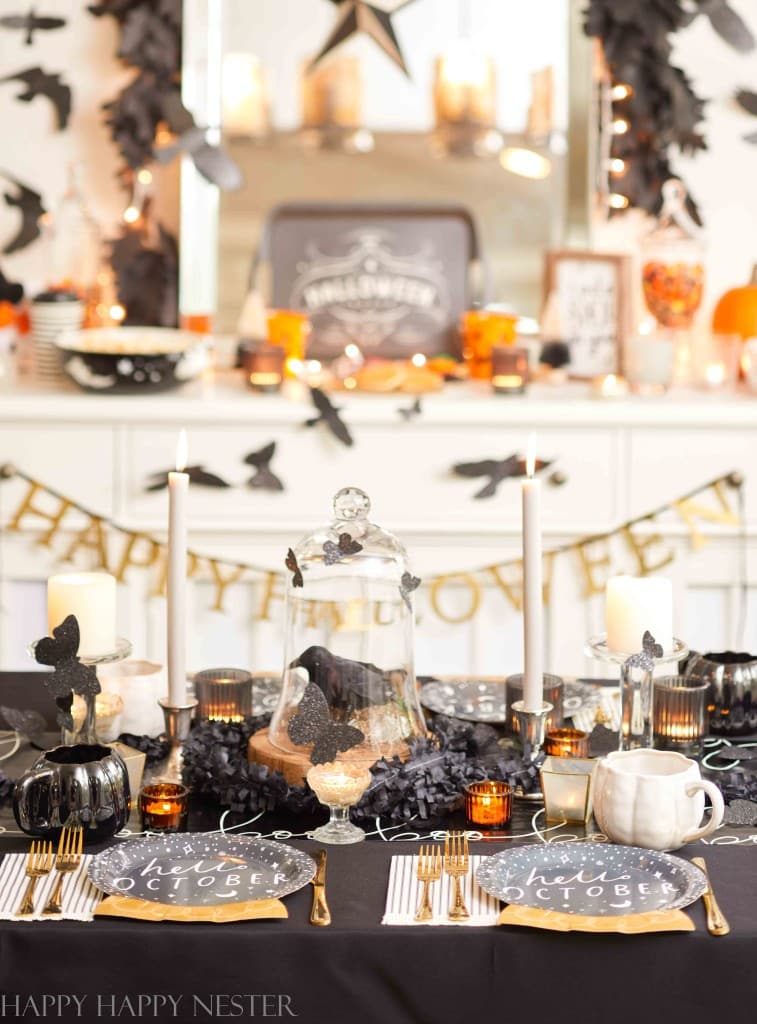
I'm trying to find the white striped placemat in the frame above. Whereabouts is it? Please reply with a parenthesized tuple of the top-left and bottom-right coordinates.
(382, 854, 500, 926)
(0, 853, 102, 922)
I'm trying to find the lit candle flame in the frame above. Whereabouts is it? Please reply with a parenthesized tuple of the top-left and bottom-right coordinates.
(411, 352, 427, 368)
(175, 429, 188, 473)
(344, 343, 361, 360)
(525, 432, 537, 478)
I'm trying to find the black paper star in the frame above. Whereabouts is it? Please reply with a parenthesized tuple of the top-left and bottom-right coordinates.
(311, 1, 417, 76)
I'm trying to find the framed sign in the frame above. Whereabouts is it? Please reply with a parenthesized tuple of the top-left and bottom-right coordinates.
(544, 251, 632, 378)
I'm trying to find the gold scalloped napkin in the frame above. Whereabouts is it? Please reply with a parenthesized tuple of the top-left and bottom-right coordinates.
(94, 895, 287, 923)
(496, 905, 694, 933)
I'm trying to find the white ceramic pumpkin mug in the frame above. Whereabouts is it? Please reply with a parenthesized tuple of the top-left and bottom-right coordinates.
(593, 749, 724, 851)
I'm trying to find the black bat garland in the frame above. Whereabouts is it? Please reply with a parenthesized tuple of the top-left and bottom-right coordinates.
(1, 66, 71, 130)
(0, 171, 45, 255)
(453, 454, 553, 500)
(0, 10, 66, 45)
(304, 387, 354, 447)
(397, 397, 422, 421)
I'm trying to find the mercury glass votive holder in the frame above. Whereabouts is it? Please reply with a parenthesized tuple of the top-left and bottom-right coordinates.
(193, 668, 253, 722)
(653, 675, 709, 756)
(139, 783, 189, 833)
(491, 345, 529, 394)
(307, 762, 372, 845)
(539, 756, 596, 824)
(544, 728, 590, 759)
(464, 780, 512, 829)
(240, 341, 286, 392)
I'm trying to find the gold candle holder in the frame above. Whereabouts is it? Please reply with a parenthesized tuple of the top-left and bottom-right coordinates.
(139, 783, 189, 833)
(464, 780, 512, 829)
(545, 728, 590, 758)
(540, 756, 596, 824)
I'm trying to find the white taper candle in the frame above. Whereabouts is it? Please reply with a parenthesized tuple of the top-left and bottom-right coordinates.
(167, 429, 189, 706)
(521, 433, 544, 712)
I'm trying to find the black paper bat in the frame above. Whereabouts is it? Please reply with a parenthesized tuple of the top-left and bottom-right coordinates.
(285, 548, 304, 588)
(288, 681, 365, 765)
(397, 397, 422, 421)
(0, 267, 23, 305)
(0, 171, 45, 255)
(695, 0, 755, 52)
(453, 454, 552, 499)
(154, 126, 242, 191)
(33, 615, 100, 730)
(0, 10, 67, 45)
(399, 571, 421, 611)
(244, 442, 284, 492)
(145, 465, 230, 491)
(736, 89, 757, 116)
(304, 387, 353, 447)
(1, 66, 71, 130)
(323, 532, 363, 565)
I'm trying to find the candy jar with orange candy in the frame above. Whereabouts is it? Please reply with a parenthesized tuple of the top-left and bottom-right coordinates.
(641, 179, 705, 329)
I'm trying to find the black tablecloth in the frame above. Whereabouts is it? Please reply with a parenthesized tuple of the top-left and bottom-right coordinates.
(0, 839, 755, 1024)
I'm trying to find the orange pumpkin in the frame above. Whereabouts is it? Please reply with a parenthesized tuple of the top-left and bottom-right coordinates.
(713, 265, 757, 340)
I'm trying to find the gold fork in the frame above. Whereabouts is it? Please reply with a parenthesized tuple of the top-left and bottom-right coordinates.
(17, 840, 54, 916)
(444, 831, 470, 921)
(414, 844, 442, 922)
(43, 827, 83, 916)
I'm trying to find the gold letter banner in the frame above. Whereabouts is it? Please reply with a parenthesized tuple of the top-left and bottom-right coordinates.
(0, 467, 744, 626)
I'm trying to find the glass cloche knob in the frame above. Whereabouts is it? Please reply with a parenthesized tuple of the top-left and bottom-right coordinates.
(333, 487, 370, 521)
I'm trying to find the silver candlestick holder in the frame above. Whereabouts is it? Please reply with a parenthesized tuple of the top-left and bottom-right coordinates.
(512, 699, 553, 801)
(158, 698, 198, 784)
(585, 633, 689, 751)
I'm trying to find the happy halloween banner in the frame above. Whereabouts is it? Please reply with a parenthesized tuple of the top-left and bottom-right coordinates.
(0, 464, 744, 626)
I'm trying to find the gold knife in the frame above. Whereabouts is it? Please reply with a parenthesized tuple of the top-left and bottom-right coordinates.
(691, 857, 730, 936)
(310, 849, 331, 927)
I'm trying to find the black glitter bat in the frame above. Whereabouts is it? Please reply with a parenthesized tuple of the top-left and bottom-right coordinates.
(145, 465, 231, 491)
(33, 615, 100, 730)
(397, 397, 422, 421)
(323, 532, 363, 565)
(0, 9, 66, 45)
(0, 66, 71, 130)
(0, 171, 45, 255)
(288, 681, 365, 765)
(244, 442, 283, 492)
(285, 548, 303, 588)
(453, 454, 552, 499)
(304, 387, 353, 447)
(399, 571, 421, 611)
(154, 126, 242, 191)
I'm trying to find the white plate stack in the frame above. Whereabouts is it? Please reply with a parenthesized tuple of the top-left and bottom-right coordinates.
(30, 292, 84, 382)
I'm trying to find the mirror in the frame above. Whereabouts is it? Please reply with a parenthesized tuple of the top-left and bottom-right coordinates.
(182, 0, 591, 335)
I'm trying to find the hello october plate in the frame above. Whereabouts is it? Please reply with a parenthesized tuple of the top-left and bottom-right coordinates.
(88, 834, 316, 906)
(476, 843, 706, 917)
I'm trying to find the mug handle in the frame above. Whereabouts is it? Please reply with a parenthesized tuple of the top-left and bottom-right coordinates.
(682, 780, 725, 843)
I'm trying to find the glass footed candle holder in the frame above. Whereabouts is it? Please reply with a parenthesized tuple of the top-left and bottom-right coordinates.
(307, 762, 372, 845)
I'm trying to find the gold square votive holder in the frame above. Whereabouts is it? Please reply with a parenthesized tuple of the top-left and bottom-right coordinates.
(464, 780, 513, 829)
(540, 756, 596, 824)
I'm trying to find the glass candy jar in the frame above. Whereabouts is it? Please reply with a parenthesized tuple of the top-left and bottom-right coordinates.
(268, 487, 426, 766)
(641, 179, 705, 330)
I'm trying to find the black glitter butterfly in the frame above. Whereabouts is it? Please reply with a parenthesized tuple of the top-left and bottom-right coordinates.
(244, 441, 284, 492)
(285, 548, 304, 588)
(34, 615, 100, 730)
(397, 397, 422, 421)
(323, 533, 363, 565)
(399, 571, 421, 610)
(288, 682, 365, 765)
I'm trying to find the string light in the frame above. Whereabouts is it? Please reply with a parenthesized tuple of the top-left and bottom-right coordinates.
(611, 83, 633, 101)
(609, 193, 629, 210)
(612, 118, 629, 135)
(136, 168, 153, 185)
(109, 304, 126, 322)
(123, 206, 140, 224)
(609, 157, 626, 175)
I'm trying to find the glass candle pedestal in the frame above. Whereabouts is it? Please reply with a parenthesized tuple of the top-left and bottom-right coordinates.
(464, 780, 512, 829)
(585, 634, 688, 751)
(139, 783, 189, 833)
(653, 676, 708, 756)
(307, 763, 372, 845)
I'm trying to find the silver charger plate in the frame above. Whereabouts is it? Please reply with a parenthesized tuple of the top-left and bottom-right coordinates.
(88, 834, 315, 905)
(419, 678, 506, 723)
(563, 679, 602, 717)
(251, 674, 282, 716)
(476, 842, 706, 917)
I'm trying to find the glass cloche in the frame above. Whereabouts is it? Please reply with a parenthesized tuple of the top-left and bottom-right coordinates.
(269, 487, 427, 764)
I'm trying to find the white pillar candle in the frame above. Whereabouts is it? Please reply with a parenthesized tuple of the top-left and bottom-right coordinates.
(48, 572, 116, 659)
(606, 575, 673, 654)
(167, 430, 189, 706)
(521, 433, 544, 712)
